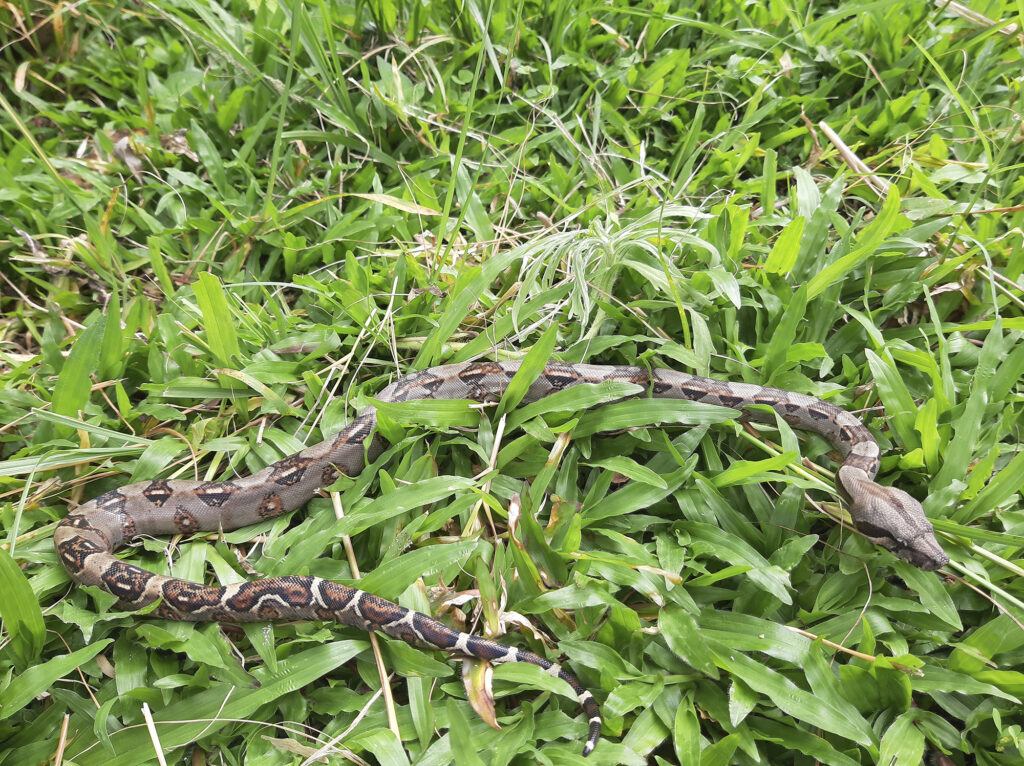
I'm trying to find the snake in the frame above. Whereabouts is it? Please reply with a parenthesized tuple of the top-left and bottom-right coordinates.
(54, 361, 949, 756)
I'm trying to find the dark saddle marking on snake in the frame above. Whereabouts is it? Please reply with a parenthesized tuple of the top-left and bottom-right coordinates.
(54, 362, 948, 756)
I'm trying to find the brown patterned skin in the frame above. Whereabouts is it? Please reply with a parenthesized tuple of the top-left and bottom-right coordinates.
(54, 362, 949, 756)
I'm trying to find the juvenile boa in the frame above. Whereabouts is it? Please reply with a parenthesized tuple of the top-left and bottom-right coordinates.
(55, 362, 948, 756)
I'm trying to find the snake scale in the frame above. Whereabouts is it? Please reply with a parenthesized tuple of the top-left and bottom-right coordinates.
(55, 361, 949, 756)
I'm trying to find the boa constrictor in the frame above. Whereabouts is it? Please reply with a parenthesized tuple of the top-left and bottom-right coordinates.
(55, 362, 949, 756)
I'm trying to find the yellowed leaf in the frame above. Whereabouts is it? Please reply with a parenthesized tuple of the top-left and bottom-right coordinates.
(349, 192, 441, 216)
(463, 658, 500, 731)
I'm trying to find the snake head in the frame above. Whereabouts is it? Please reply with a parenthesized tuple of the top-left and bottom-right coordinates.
(837, 466, 949, 571)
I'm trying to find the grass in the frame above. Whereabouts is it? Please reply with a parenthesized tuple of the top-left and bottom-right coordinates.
(1, 0, 1023, 763)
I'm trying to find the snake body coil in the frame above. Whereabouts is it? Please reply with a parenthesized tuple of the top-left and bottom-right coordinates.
(55, 362, 948, 756)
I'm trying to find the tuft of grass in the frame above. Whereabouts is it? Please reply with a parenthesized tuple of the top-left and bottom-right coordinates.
(2, 0, 1023, 764)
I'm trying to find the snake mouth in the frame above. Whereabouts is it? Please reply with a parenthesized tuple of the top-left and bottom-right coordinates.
(896, 536, 950, 571)
(855, 520, 950, 572)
